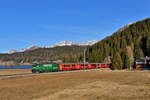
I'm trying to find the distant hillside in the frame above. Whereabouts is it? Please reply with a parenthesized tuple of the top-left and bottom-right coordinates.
(86, 18, 150, 69)
(0, 46, 87, 64)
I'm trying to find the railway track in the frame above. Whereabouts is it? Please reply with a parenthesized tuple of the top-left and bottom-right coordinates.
(0, 73, 37, 79)
(0, 68, 109, 79)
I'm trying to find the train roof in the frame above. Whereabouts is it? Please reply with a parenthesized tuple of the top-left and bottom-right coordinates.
(32, 62, 110, 64)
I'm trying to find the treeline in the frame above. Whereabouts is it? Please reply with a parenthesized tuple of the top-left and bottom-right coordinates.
(85, 18, 150, 69)
(0, 46, 87, 64)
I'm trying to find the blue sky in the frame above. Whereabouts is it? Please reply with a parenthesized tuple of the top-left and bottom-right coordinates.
(0, 0, 150, 52)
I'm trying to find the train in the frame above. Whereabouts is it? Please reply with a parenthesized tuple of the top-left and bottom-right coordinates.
(31, 63, 111, 73)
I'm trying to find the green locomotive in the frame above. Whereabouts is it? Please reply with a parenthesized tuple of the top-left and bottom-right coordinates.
(32, 63, 59, 73)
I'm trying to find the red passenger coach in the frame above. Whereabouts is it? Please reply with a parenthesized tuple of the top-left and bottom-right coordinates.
(59, 63, 111, 71)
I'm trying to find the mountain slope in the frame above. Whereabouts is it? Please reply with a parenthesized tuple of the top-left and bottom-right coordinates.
(86, 18, 150, 67)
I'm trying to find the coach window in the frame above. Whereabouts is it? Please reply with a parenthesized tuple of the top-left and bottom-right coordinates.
(92, 64, 96, 67)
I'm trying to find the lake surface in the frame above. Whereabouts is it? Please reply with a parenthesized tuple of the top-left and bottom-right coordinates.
(0, 65, 32, 69)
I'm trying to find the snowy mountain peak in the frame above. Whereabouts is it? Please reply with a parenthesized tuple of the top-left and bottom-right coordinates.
(8, 49, 19, 54)
(21, 45, 40, 52)
(50, 40, 98, 47)
(53, 41, 73, 47)
(7, 45, 40, 54)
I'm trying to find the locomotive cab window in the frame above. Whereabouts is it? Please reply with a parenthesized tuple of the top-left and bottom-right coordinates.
(32, 64, 38, 67)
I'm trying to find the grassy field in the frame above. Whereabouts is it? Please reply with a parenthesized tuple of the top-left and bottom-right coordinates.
(0, 69, 31, 75)
(0, 70, 150, 100)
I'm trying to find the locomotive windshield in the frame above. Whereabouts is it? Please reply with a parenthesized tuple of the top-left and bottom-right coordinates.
(32, 64, 38, 67)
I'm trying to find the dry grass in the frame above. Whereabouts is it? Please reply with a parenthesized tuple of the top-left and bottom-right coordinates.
(0, 69, 31, 75)
(0, 70, 150, 100)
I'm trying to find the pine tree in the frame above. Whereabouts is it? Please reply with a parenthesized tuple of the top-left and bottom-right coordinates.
(124, 55, 131, 69)
(112, 53, 123, 70)
(146, 35, 150, 55)
(134, 48, 144, 61)
(120, 38, 127, 48)
(121, 50, 131, 69)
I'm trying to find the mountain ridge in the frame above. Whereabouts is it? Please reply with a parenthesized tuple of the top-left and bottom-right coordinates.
(7, 40, 98, 54)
